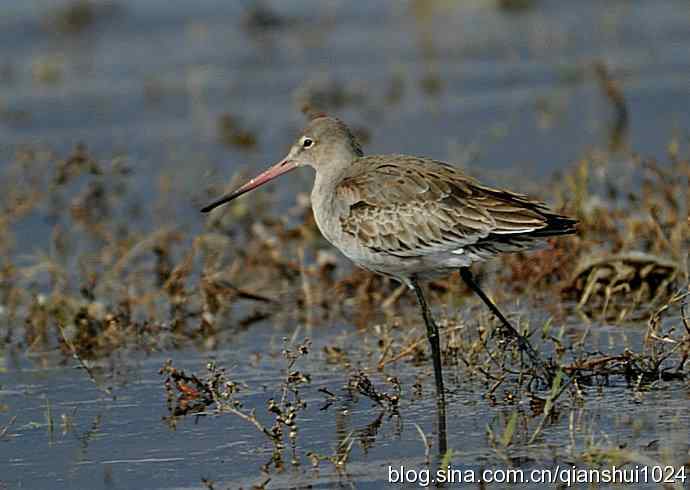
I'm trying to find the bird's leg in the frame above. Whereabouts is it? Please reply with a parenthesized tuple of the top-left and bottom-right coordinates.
(459, 267, 542, 367)
(411, 278, 448, 457)
(410, 277, 445, 399)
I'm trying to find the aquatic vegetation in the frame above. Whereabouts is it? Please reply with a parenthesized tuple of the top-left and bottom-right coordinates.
(0, 105, 687, 488)
(0, 133, 686, 365)
(162, 338, 313, 471)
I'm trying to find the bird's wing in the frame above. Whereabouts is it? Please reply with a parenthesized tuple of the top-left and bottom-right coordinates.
(336, 156, 554, 258)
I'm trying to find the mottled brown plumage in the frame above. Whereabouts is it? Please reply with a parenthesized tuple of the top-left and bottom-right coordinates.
(336, 155, 574, 262)
(201, 114, 577, 398)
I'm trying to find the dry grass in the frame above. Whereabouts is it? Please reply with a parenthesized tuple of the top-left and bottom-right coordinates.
(1, 123, 686, 489)
(0, 135, 687, 368)
(0, 127, 686, 452)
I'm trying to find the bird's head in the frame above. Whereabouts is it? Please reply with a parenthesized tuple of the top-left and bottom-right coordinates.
(201, 113, 362, 213)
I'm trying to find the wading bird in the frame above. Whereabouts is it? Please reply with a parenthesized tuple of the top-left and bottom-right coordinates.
(202, 114, 576, 398)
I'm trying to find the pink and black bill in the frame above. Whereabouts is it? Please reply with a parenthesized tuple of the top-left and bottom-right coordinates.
(200, 158, 297, 213)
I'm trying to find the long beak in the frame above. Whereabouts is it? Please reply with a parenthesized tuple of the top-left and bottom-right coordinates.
(200, 158, 297, 213)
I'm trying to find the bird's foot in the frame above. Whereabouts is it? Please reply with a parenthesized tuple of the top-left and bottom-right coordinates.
(497, 326, 554, 384)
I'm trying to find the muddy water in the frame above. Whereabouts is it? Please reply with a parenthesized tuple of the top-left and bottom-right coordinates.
(1, 1, 689, 489)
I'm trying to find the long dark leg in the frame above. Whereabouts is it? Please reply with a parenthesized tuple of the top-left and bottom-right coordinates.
(459, 267, 541, 365)
(410, 277, 445, 399)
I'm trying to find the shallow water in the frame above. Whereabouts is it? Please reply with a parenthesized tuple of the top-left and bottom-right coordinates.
(1, 1, 689, 488)
(2, 317, 689, 489)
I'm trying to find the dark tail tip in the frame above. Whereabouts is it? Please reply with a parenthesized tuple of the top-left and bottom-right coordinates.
(539, 213, 578, 236)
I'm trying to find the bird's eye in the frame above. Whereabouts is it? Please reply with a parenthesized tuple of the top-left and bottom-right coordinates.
(302, 138, 313, 149)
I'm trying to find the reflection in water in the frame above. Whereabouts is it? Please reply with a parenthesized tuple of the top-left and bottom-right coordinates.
(436, 396, 448, 459)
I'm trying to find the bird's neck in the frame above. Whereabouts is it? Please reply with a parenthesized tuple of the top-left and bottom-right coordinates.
(312, 155, 356, 196)
(310, 157, 357, 236)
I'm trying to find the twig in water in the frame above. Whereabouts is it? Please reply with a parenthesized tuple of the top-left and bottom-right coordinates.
(0, 416, 17, 440)
(56, 322, 113, 397)
(413, 422, 431, 466)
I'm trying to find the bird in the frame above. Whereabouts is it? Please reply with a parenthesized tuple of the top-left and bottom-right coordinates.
(201, 114, 577, 399)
